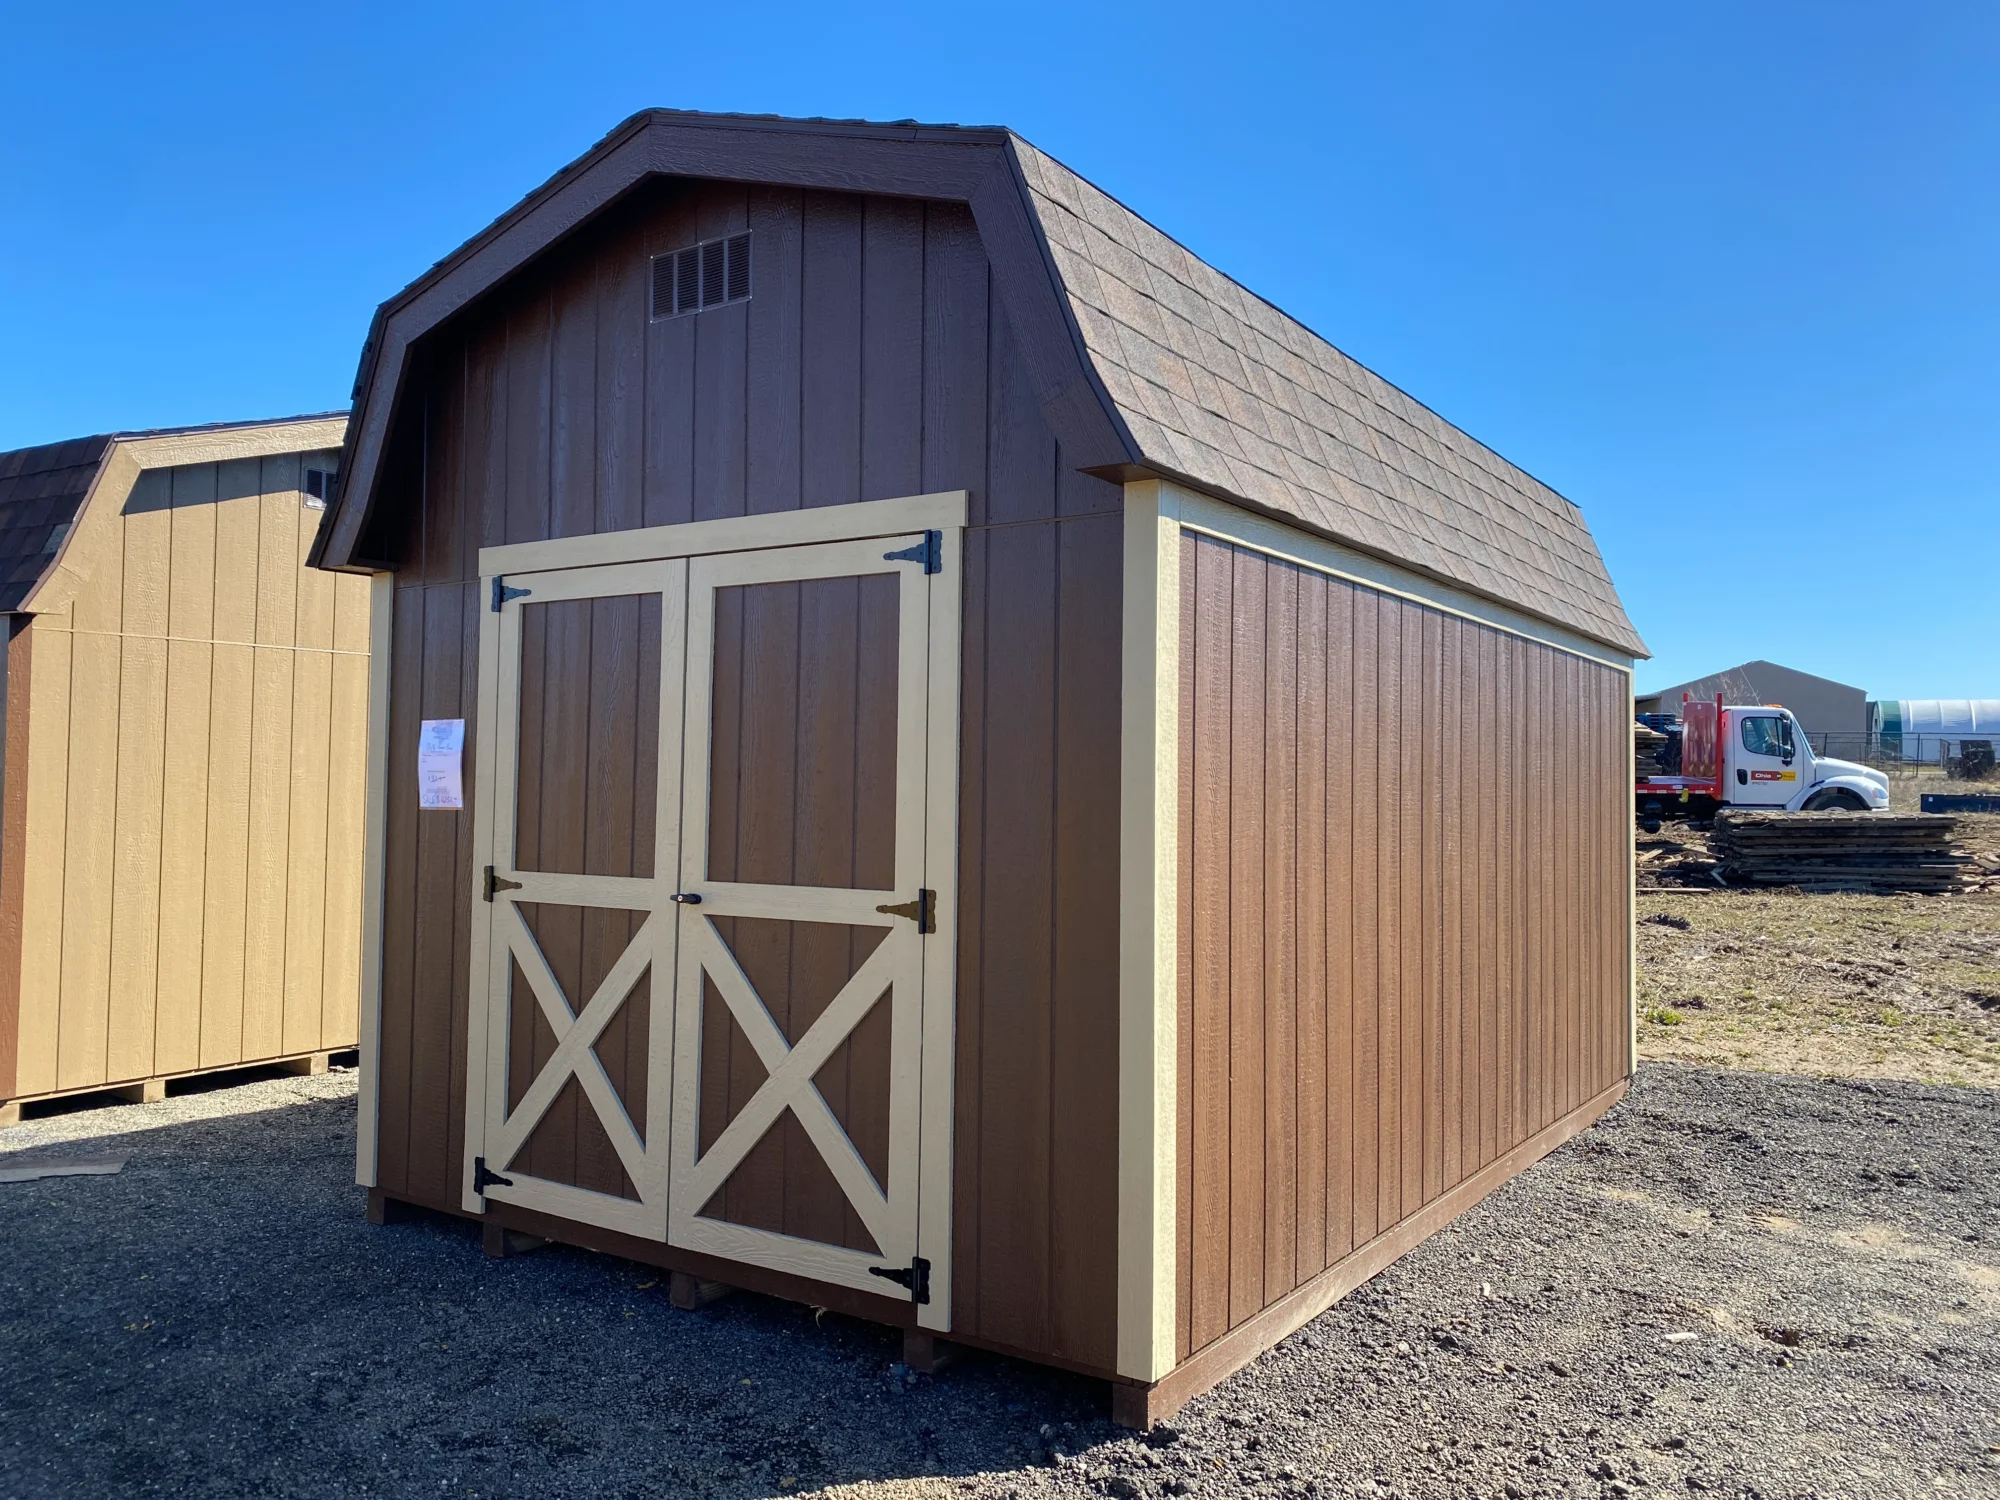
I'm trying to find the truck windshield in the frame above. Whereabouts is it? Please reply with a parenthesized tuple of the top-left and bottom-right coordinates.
(1741, 716, 1792, 758)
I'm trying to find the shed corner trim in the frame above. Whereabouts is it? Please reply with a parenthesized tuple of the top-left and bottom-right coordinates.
(354, 571, 396, 1189)
(1116, 477, 1181, 1381)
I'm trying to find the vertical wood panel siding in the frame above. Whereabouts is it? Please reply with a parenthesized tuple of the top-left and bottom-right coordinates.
(5, 455, 371, 1101)
(1176, 532, 1630, 1362)
(370, 180, 1125, 1371)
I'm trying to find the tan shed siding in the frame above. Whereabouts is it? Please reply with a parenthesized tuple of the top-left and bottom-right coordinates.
(0, 621, 33, 1099)
(1175, 531, 1630, 1363)
(6, 455, 370, 1100)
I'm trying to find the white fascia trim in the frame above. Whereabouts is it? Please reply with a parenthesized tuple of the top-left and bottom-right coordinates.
(1166, 481, 1634, 674)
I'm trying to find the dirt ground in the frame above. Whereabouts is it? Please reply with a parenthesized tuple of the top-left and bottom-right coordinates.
(1635, 813, 2000, 1086)
(1, 1065, 1995, 1500)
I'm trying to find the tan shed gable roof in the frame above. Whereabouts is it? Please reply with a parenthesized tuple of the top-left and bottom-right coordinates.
(315, 109, 1644, 657)
(1011, 140, 1643, 657)
(0, 414, 348, 615)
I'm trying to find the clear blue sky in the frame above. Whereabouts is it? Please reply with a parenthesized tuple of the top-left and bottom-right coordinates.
(2, 1, 1993, 697)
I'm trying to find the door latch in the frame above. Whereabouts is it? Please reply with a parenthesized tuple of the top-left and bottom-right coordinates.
(472, 1156, 514, 1195)
(483, 865, 524, 902)
(874, 889, 935, 933)
(490, 576, 533, 612)
(868, 1255, 931, 1305)
(883, 531, 942, 574)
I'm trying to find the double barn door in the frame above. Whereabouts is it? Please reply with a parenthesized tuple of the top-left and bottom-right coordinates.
(461, 504, 960, 1330)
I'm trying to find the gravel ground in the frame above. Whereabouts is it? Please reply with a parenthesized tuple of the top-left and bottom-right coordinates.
(1, 1064, 1996, 1500)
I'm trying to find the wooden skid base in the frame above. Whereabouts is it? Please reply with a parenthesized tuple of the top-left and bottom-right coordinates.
(361, 1077, 1624, 1430)
(669, 1272, 734, 1309)
(1107, 1076, 1631, 1429)
(482, 1222, 549, 1259)
(1, 1048, 351, 1122)
(902, 1329, 958, 1374)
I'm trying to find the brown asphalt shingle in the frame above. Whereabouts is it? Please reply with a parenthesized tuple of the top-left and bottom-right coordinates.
(1013, 139, 1646, 656)
(0, 435, 111, 613)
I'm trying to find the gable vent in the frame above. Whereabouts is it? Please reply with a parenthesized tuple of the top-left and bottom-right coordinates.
(303, 468, 337, 509)
(651, 233, 751, 320)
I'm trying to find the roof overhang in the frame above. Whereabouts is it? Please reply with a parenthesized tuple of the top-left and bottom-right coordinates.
(310, 110, 1139, 572)
(23, 414, 348, 615)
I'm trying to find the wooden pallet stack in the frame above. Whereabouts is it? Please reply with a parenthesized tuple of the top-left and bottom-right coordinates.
(1712, 810, 1967, 892)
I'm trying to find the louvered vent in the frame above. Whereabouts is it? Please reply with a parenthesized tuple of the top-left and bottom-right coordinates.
(303, 468, 337, 509)
(650, 233, 751, 320)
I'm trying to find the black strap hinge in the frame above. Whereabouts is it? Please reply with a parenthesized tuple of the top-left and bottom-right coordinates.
(868, 1255, 931, 1305)
(883, 531, 942, 574)
(873, 889, 935, 934)
(491, 576, 532, 612)
(483, 865, 523, 902)
(472, 1156, 514, 1195)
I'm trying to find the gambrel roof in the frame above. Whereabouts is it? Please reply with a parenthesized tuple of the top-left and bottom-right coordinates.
(0, 416, 348, 614)
(315, 110, 1645, 656)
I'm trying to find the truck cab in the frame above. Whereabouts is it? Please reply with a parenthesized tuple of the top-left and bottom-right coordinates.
(1637, 696, 1889, 826)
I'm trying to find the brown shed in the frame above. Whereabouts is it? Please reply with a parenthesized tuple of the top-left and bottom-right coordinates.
(314, 111, 1647, 1424)
(0, 415, 369, 1122)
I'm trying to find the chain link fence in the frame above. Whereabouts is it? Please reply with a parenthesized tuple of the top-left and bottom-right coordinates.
(1802, 732, 1996, 779)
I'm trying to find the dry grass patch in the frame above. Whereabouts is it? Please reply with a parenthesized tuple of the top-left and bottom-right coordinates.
(1635, 881, 2000, 1086)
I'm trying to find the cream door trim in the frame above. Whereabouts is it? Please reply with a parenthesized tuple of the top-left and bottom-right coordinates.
(665, 532, 955, 1328)
(462, 557, 688, 1236)
(476, 491, 969, 578)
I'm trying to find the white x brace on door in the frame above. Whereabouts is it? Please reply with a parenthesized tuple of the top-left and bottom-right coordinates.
(462, 496, 961, 1331)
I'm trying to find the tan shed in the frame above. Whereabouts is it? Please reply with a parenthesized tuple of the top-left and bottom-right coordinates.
(0, 415, 370, 1122)
(315, 111, 1649, 1425)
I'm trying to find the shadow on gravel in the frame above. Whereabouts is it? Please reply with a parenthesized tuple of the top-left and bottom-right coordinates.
(0, 1081, 1111, 1500)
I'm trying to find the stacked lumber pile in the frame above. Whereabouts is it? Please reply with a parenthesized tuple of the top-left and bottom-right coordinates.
(1635, 722, 1669, 778)
(1712, 810, 1967, 892)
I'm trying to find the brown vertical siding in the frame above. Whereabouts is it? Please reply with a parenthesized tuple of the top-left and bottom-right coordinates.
(1176, 532, 1631, 1363)
(369, 179, 1124, 1372)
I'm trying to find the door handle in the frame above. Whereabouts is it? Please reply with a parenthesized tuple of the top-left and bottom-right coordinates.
(669, 892, 703, 905)
(875, 889, 936, 933)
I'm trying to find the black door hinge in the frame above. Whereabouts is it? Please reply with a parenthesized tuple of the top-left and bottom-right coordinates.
(868, 1254, 931, 1305)
(472, 1156, 514, 1195)
(491, 576, 533, 612)
(883, 531, 942, 574)
(483, 865, 524, 902)
(873, 888, 935, 934)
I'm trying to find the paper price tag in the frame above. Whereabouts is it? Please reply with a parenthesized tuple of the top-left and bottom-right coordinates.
(418, 719, 466, 810)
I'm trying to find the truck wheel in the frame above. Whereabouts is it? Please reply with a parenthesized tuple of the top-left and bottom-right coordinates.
(1803, 788, 1866, 812)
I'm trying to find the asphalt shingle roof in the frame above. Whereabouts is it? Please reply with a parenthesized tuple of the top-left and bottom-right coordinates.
(0, 435, 112, 613)
(1013, 139, 1646, 656)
